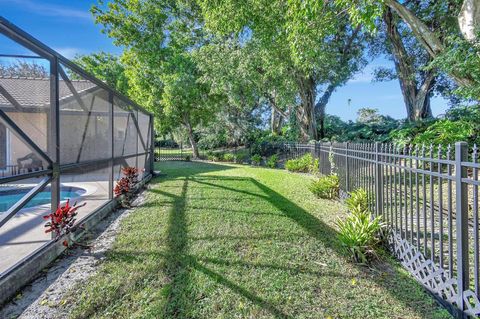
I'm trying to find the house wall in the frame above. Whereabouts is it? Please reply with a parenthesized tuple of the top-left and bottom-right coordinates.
(4, 112, 48, 174)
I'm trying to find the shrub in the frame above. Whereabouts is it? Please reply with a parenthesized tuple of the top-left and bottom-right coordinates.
(345, 188, 370, 213)
(251, 154, 262, 166)
(309, 174, 339, 199)
(235, 152, 247, 164)
(207, 153, 221, 162)
(337, 210, 383, 264)
(114, 166, 139, 207)
(285, 153, 318, 174)
(43, 199, 86, 246)
(266, 154, 279, 168)
(185, 155, 191, 161)
(154, 139, 178, 148)
(309, 158, 319, 174)
(223, 153, 235, 162)
(412, 119, 474, 146)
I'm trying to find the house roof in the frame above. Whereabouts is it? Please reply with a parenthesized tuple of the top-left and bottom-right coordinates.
(0, 76, 97, 109)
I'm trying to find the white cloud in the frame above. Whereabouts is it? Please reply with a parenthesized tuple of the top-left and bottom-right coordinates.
(1, 0, 92, 20)
(348, 72, 374, 84)
(53, 47, 84, 59)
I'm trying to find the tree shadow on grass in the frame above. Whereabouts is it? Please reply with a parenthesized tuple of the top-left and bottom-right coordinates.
(148, 162, 292, 318)
(147, 162, 447, 318)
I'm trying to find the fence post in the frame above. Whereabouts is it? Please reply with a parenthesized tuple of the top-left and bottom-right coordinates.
(455, 142, 469, 314)
(149, 114, 155, 172)
(374, 142, 383, 217)
(345, 142, 349, 193)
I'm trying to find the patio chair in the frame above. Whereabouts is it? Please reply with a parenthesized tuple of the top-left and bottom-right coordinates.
(17, 153, 44, 173)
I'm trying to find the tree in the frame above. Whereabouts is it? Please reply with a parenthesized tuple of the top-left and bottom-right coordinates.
(92, 0, 219, 158)
(160, 52, 220, 158)
(199, 0, 367, 140)
(337, 0, 480, 99)
(195, 37, 297, 137)
(73, 52, 130, 95)
(0, 60, 48, 77)
(357, 107, 384, 124)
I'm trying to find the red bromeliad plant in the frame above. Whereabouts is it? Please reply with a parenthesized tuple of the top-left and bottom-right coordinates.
(43, 200, 86, 246)
(114, 166, 139, 207)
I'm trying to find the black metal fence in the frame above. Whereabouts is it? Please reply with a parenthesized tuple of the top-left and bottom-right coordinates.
(279, 142, 479, 317)
(154, 145, 246, 161)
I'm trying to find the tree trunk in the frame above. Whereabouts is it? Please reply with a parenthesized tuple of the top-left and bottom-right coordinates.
(384, 8, 434, 122)
(410, 72, 435, 121)
(270, 108, 284, 135)
(297, 75, 318, 141)
(183, 115, 199, 159)
(315, 84, 336, 139)
(459, 0, 480, 42)
(385, 0, 475, 88)
(267, 93, 286, 135)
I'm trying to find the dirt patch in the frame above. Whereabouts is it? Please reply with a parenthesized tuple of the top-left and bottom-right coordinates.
(0, 189, 147, 319)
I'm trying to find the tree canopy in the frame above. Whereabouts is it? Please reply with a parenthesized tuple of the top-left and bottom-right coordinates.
(77, 0, 480, 150)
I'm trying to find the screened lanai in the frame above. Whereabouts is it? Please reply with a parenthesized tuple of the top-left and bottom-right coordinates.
(0, 17, 154, 277)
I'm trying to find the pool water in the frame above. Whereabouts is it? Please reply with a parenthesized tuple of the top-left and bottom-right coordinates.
(0, 186, 86, 212)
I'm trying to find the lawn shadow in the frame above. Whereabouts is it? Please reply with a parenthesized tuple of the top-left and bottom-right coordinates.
(150, 161, 447, 318)
(185, 169, 447, 317)
(151, 161, 291, 318)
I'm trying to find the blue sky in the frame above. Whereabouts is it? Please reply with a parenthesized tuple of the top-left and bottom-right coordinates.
(0, 0, 450, 121)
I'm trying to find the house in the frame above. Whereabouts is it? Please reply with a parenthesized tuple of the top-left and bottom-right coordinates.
(0, 74, 141, 177)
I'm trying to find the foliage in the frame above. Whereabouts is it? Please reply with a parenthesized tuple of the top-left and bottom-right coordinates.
(0, 60, 48, 77)
(251, 154, 262, 166)
(336, 0, 480, 101)
(323, 112, 400, 142)
(309, 175, 340, 199)
(92, 0, 221, 156)
(388, 120, 435, 148)
(199, 0, 368, 140)
(73, 52, 130, 95)
(285, 153, 318, 174)
(155, 139, 179, 148)
(114, 166, 139, 207)
(412, 119, 474, 146)
(249, 141, 284, 158)
(234, 151, 248, 164)
(345, 188, 370, 214)
(223, 153, 235, 162)
(207, 154, 221, 162)
(389, 106, 480, 147)
(43, 200, 86, 245)
(337, 209, 384, 264)
(266, 154, 279, 168)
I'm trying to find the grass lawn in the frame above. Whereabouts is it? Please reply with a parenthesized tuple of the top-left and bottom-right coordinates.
(70, 161, 451, 319)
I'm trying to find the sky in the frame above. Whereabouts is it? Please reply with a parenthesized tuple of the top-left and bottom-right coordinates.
(0, 0, 451, 122)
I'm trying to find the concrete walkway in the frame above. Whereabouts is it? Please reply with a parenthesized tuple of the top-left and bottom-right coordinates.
(0, 181, 110, 274)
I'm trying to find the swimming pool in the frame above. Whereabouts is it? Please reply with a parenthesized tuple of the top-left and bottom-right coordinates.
(0, 186, 86, 212)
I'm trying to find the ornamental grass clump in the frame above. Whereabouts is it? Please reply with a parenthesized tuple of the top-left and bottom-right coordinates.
(309, 174, 339, 199)
(266, 154, 279, 168)
(285, 153, 318, 174)
(251, 154, 262, 166)
(337, 188, 385, 264)
(345, 188, 370, 213)
(223, 153, 235, 162)
(114, 166, 139, 207)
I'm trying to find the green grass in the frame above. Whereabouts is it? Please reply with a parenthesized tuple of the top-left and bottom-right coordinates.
(70, 161, 451, 319)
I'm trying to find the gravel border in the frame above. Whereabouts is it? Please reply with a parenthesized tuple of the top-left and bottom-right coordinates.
(0, 189, 147, 319)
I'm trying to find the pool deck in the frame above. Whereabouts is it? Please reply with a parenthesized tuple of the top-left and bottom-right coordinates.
(0, 181, 110, 274)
